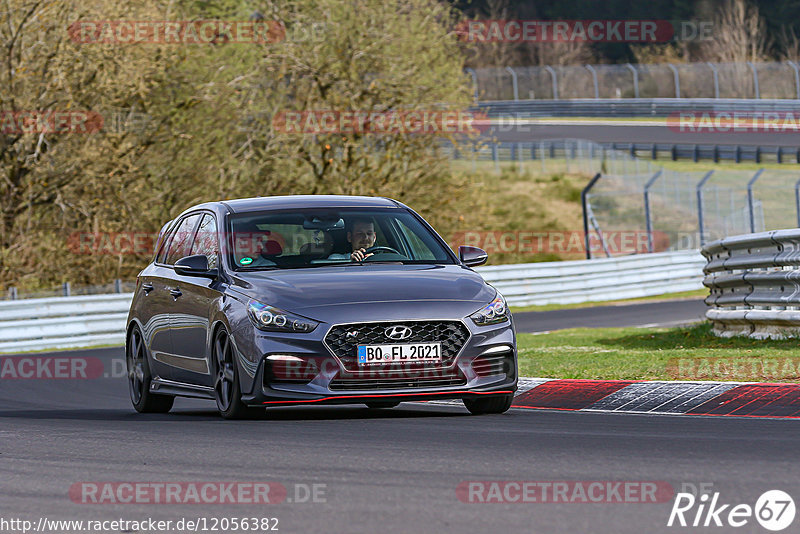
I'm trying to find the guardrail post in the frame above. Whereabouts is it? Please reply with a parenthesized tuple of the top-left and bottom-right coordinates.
(693, 145, 699, 162)
(464, 68, 479, 102)
(735, 145, 741, 163)
(63, 282, 71, 297)
(787, 61, 800, 100)
(644, 170, 663, 253)
(114, 279, 122, 293)
(8, 287, 17, 300)
(696, 170, 715, 246)
(581, 173, 603, 260)
(777, 147, 783, 164)
(713, 145, 720, 163)
(585, 65, 599, 99)
(544, 65, 558, 99)
(651, 144, 657, 159)
(667, 64, 680, 98)
(505, 66, 519, 101)
(747, 169, 765, 233)
(626, 63, 639, 98)
(671, 145, 677, 161)
(491, 143, 499, 173)
(755, 146, 761, 164)
(747, 61, 759, 99)
(707, 62, 719, 98)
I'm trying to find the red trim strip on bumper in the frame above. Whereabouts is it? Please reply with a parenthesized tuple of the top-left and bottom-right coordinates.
(262, 390, 514, 405)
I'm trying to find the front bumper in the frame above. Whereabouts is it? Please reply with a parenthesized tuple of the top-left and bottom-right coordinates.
(234, 318, 517, 407)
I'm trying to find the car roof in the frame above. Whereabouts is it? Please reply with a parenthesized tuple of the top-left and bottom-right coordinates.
(217, 195, 401, 214)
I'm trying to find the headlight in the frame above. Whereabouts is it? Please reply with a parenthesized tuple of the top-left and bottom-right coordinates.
(247, 300, 319, 333)
(470, 293, 510, 326)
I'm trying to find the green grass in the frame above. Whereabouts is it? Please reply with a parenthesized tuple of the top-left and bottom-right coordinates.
(509, 289, 706, 313)
(517, 322, 800, 382)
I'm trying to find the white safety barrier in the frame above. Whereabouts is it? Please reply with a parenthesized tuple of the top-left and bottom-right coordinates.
(0, 250, 706, 353)
(0, 294, 132, 353)
(478, 250, 706, 307)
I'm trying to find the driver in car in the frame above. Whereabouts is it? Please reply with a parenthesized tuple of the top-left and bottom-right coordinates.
(327, 218, 376, 261)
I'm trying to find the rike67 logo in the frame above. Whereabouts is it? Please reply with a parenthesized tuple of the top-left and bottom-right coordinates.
(668, 490, 795, 531)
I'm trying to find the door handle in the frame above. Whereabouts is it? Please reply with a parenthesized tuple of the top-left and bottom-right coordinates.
(169, 287, 182, 299)
(141, 282, 154, 294)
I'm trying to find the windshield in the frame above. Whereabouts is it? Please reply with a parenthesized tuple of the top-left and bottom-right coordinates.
(227, 208, 455, 270)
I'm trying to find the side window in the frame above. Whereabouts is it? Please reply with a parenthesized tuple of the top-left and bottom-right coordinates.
(165, 214, 202, 265)
(154, 220, 174, 263)
(190, 214, 219, 268)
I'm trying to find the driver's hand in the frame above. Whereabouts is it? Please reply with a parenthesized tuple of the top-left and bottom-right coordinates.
(350, 248, 373, 262)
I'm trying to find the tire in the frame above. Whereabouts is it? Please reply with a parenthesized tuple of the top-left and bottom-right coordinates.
(212, 327, 263, 420)
(126, 325, 174, 413)
(364, 401, 401, 409)
(463, 393, 513, 415)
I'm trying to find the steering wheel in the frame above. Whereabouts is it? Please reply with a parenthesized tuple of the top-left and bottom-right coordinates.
(365, 245, 402, 255)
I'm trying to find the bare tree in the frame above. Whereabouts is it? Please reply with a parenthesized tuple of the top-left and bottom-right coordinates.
(698, 0, 769, 63)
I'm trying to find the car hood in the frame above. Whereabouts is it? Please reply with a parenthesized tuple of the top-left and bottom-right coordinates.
(229, 264, 495, 323)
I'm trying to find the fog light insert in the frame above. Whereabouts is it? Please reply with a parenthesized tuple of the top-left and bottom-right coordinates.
(265, 354, 321, 384)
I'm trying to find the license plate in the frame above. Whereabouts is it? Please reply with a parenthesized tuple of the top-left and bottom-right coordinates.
(357, 343, 442, 365)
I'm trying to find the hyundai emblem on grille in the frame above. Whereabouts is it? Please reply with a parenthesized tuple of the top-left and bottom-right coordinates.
(384, 325, 412, 340)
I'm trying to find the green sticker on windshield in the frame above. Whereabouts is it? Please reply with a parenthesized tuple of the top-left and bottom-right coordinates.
(239, 257, 253, 265)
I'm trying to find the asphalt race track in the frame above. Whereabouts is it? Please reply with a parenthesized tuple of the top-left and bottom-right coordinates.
(512, 298, 708, 333)
(2, 358, 799, 534)
(485, 122, 800, 148)
(1, 300, 797, 534)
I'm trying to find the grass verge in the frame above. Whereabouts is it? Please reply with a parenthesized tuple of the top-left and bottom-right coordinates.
(517, 322, 800, 382)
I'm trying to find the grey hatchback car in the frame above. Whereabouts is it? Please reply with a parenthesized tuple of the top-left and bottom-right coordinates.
(126, 195, 517, 419)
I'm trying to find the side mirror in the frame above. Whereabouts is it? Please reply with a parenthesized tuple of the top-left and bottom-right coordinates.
(459, 246, 488, 267)
(174, 254, 218, 278)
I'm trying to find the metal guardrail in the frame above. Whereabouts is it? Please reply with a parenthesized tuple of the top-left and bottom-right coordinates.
(0, 251, 705, 353)
(0, 294, 132, 353)
(451, 139, 800, 166)
(702, 229, 800, 338)
(480, 250, 705, 307)
(475, 98, 800, 118)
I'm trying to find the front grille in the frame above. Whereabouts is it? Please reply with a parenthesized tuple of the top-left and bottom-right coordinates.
(324, 320, 471, 372)
(472, 353, 513, 377)
(329, 367, 466, 391)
